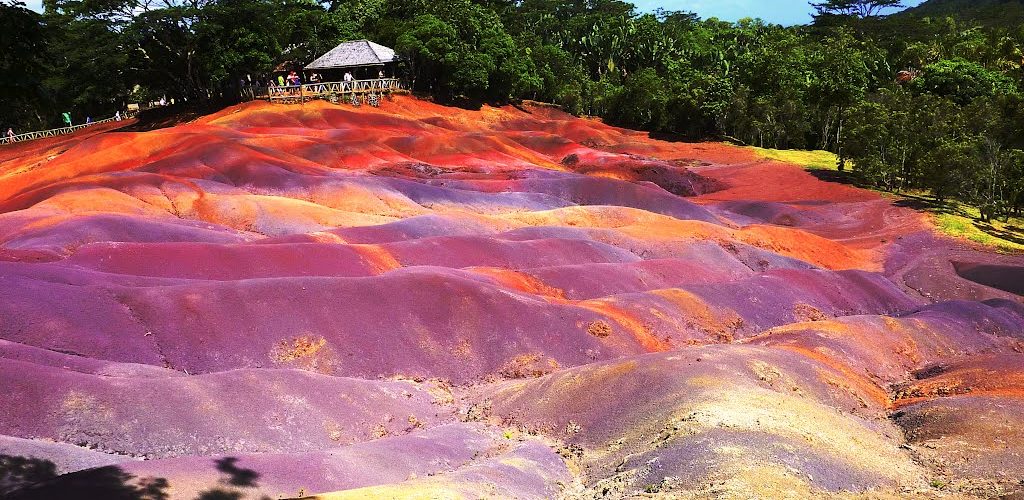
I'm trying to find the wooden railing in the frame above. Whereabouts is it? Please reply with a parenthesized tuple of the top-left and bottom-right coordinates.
(256, 78, 401, 104)
(1, 111, 138, 146)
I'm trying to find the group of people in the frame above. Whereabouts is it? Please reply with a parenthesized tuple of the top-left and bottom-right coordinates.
(268, 69, 389, 88)
(269, 70, 318, 96)
(3, 108, 128, 144)
(261, 68, 394, 101)
(270, 70, 325, 88)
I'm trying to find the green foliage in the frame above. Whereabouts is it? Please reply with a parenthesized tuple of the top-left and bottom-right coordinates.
(530, 44, 588, 113)
(605, 68, 667, 130)
(393, 1, 537, 101)
(845, 88, 1024, 222)
(911, 58, 1018, 103)
(0, 1, 50, 130)
(899, 0, 1024, 29)
(812, 0, 904, 18)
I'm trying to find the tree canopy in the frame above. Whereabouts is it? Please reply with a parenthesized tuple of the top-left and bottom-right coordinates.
(812, 0, 904, 18)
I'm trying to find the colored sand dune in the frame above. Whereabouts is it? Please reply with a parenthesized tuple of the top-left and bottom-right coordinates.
(0, 96, 1022, 499)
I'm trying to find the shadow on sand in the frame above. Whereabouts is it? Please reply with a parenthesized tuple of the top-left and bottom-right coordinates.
(2, 453, 272, 500)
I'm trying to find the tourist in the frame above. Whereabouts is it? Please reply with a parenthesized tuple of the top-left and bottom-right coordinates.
(86, 116, 92, 124)
(115, 111, 122, 121)
(344, 71, 353, 82)
(277, 74, 285, 87)
(62, 112, 72, 127)
(286, 71, 301, 96)
(308, 72, 324, 94)
(5, 128, 14, 141)
(378, 69, 385, 79)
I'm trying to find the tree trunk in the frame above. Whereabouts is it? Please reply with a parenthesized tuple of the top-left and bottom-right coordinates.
(836, 110, 845, 172)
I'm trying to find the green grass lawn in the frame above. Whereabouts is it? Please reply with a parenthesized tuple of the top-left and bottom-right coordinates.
(749, 147, 1024, 252)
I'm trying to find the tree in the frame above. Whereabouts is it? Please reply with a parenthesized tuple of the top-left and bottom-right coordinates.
(808, 28, 871, 167)
(0, 1, 50, 130)
(960, 95, 1024, 221)
(528, 44, 588, 112)
(393, 0, 536, 102)
(910, 58, 1017, 104)
(395, 14, 462, 95)
(811, 0, 903, 18)
(606, 68, 668, 130)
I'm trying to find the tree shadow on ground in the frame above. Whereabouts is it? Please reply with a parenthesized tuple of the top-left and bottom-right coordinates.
(892, 194, 1024, 246)
(890, 192, 959, 218)
(3, 459, 169, 500)
(214, 457, 259, 487)
(2, 453, 270, 500)
(972, 220, 1024, 246)
(0, 454, 57, 495)
(806, 168, 871, 188)
(118, 105, 207, 133)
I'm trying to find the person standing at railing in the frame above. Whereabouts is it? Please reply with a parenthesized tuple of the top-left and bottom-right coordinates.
(276, 75, 286, 97)
(287, 71, 302, 96)
(309, 72, 323, 94)
(378, 70, 384, 79)
(343, 71, 353, 92)
(62, 112, 72, 127)
(5, 128, 14, 141)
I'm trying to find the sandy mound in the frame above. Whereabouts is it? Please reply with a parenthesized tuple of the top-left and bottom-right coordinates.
(1, 96, 1022, 498)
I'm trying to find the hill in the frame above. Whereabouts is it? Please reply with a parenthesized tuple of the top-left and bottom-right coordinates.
(898, 0, 1024, 26)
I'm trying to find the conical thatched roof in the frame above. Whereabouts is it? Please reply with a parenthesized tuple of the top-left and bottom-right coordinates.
(305, 40, 399, 70)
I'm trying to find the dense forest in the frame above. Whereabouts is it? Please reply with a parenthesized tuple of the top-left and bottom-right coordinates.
(2, 0, 1023, 223)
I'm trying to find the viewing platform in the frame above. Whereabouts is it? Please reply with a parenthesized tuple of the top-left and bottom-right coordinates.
(255, 78, 402, 105)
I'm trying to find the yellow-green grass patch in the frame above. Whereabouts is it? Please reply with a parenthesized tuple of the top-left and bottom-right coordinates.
(749, 147, 1024, 252)
(930, 203, 1024, 252)
(749, 147, 840, 171)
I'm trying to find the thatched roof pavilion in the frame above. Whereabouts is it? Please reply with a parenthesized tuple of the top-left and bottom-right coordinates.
(305, 40, 399, 71)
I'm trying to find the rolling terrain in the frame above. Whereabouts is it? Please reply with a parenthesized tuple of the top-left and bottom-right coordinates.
(0, 96, 1022, 499)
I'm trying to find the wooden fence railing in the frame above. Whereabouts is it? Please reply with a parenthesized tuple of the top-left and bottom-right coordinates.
(2, 80, 400, 145)
(1, 111, 138, 146)
(255, 78, 401, 104)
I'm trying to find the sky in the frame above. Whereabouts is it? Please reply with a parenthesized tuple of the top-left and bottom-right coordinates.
(22, 0, 926, 24)
(633, 0, 926, 25)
